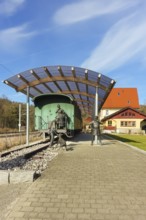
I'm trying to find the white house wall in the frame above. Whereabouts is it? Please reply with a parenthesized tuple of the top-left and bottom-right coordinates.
(100, 109, 120, 120)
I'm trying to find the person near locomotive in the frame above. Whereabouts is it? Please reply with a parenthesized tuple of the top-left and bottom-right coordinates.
(89, 116, 102, 145)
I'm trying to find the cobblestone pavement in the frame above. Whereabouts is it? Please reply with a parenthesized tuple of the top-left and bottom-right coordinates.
(1, 133, 146, 220)
(0, 183, 31, 219)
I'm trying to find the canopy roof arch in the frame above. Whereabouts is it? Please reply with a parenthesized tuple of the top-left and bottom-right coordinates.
(3, 65, 116, 115)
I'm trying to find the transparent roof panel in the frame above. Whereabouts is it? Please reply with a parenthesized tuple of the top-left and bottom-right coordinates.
(67, 81, 78, 90)
(3, 65, 116, 114)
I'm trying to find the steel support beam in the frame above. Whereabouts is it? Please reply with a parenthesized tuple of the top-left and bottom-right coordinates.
(26, 86, 30, 146)
(94, 86, 98, 145)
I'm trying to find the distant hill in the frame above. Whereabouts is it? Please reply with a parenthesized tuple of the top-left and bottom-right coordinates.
(140, 105, 146, 115)
(0, 96, 34, 132)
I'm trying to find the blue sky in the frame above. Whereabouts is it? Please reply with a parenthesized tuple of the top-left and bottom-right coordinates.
(0, 0, 146, 104)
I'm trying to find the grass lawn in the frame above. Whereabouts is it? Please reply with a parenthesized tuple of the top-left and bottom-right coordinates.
(107, 133, 146, 151)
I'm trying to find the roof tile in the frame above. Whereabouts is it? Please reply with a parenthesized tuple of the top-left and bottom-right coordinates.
(103, 88, 140, 109)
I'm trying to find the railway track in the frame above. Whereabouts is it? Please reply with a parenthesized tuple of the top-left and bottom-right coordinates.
(1, 139, 50, 157)
(0, 131, 40, 138)
(0, 139, 59, 174)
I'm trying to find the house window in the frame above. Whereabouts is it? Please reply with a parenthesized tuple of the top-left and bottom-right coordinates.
(121, 112, 135, 117)
(132, 121, 136, 126)
(120, 121, 136, 127)
(108, 120, 112, 126)
(106, 110, 109, 116)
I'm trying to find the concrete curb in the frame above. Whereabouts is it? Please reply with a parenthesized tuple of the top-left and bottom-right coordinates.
(0, 170, 36, 185)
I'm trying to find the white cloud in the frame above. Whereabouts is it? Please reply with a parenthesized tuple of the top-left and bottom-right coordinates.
(81, 12, 146, 72)
(0, 24, 36, 52)
(0, 0, 25, 16)
(53, 0, 139, 25)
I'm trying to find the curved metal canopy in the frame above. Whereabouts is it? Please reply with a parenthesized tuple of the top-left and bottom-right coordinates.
(3, 65, 116, 115)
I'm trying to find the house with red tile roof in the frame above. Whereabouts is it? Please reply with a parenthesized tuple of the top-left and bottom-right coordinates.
(99, 88, 146, 133)
(100, 88, 140, 120)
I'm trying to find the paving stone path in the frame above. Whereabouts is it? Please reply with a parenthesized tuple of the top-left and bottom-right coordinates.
(1, 133, 146, 220)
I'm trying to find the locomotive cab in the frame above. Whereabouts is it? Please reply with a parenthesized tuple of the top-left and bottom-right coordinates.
(33, 94, 82, 141)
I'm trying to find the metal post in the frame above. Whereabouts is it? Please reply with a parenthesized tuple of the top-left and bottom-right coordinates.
(94, 86, 98, 144)
(18, 104, 21, 132)
(95, 86, 98, 117)
(26, 86, 30, 146)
